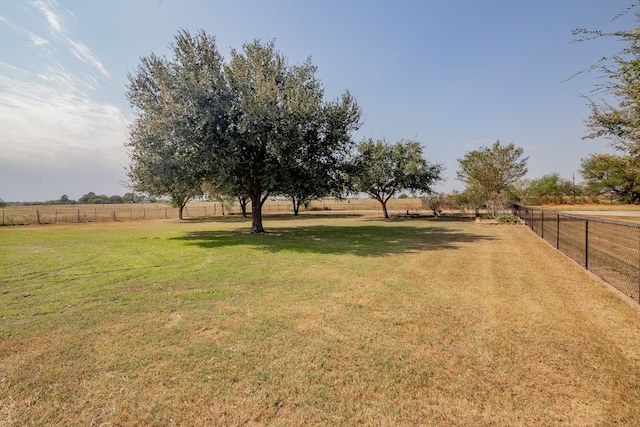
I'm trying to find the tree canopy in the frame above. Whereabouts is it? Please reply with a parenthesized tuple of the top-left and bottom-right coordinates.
(580, 153, 640, 203)
(126, 30, 226, 219)
(456, 141, 528, 217)
(221, 40, 360, 229)
(571, 8, 640, 204)
(126, 31, 360, 231)
(348, 138, 443, 219)
(574, 12, 640, 155)
(530, 173, 574, 204)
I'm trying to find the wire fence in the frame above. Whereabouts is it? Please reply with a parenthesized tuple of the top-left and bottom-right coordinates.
(513, 205, 640, 304)
(0, 198, 433, 226)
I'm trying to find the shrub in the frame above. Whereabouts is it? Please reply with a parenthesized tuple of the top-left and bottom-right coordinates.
(497, 215, 520, 224)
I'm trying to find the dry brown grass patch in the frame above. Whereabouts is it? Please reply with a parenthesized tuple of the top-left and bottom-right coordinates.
(2, 218, 640, 425)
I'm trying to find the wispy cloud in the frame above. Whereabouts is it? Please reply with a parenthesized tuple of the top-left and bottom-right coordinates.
(32, 0, 63, 34)
(31, 0, 110, 79)
(29, 32, 49, 46)
(0, 62, 127, 164)
(0, 2, 128, 201)
(66, 37, 110, 78)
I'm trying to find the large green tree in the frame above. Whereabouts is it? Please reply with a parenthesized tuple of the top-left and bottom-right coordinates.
(220, 40, 360, 231)
(580, 153, 640, 203)
(126, 30, 227, 219)
(127, 33, 359, 231)
(348, 138, 443, 219)
(456, 141, 528, 217)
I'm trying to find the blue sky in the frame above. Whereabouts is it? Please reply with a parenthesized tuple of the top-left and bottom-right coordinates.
(0, 0, 636, 202)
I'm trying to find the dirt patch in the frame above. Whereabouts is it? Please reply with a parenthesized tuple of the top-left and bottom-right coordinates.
(165, 312, 182, 328)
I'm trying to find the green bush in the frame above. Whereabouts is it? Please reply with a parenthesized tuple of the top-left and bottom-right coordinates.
(497, 215, 520, 224)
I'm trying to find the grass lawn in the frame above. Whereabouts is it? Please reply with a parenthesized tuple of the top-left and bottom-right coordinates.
(1, 215, 640, 426)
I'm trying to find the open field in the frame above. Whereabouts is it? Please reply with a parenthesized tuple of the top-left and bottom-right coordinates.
(0, 198, 431, 226)
(2, 216, 640, 425)
(541, 203, 640, 212)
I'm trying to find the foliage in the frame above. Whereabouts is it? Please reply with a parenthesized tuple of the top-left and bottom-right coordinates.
(449, 187, 485, 215)
(497, 214, 520, 224)
(221, 39, 361, 229)
(202, 182, 237, 215)
(348, 138, 443, 219)
(580, 153, 640, 203)
(456, 141, 528, 217)
(573, 11, 640, 205)
(43, 195, 76, 205)
(574, 10, 640, 156)
(126, 30, 226, 219)
(421, 192, 445, 216)
(127, 32, 360, 231)
(509, 179, 533, 205)
(0, 198, 6, 208)
(530, 173, 575, 204)
(71, 192, 153, 205)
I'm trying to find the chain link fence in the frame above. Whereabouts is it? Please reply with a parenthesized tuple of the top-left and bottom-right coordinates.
(514, 205, 640, 304)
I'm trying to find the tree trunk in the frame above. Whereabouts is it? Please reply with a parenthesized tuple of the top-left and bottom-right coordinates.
(251, 195, 265, 233)
(381, 201, 389, 219)
(238, 197, 249, 218)
(178, 204, 184, 220)
(292, 196, 300, 216)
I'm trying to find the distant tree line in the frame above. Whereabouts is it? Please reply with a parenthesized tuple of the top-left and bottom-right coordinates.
(3, 193, 158, 206)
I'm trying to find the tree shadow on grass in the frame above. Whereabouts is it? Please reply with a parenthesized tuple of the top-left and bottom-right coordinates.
(172, 222, 495, 257)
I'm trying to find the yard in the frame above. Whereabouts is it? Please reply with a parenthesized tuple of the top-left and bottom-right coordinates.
(1, 215, 640, 425)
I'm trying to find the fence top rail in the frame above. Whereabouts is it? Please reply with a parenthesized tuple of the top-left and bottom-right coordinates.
(514, 204, 640, 229)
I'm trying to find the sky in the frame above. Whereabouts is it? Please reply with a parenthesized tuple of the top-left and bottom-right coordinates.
(0, 0, 637, 202)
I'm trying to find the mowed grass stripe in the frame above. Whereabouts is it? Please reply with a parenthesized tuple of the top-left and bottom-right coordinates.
(1, 216, 640, 426)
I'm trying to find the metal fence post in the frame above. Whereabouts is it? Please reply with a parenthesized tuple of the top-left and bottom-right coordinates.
(585, 219, 589, 269)
(514, 204, 639, 305)
(556, 214, 560, 249)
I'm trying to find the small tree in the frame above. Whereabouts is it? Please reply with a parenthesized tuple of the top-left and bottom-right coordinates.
(531, 173, 573, 204)
(237, 196, 250, 218)
(0, 198, 6, 208)
(456, 141, 528, 217)
(421, 192, 445, 216)
(510, 178, 533, 205)
(349, 138, 443, 219)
